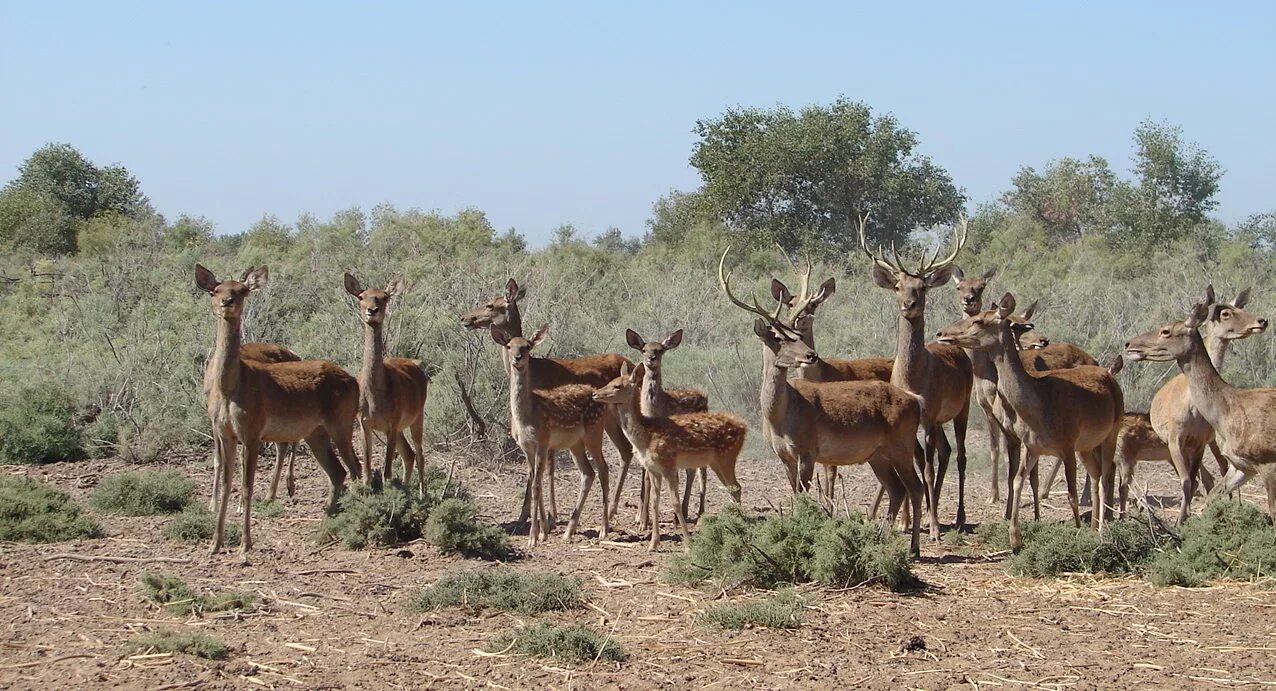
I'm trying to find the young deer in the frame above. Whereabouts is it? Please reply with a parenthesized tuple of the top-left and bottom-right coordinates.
(862, 217, 974, 531)
(592, 363, 746, 551)
(197, 265, 361, 555)
(492, 324, 610, 545)
(625, 329, 709, 522)
(720, 248, 928, 554)
(1126, 301, 1276, 518)
(1146, 286, 1267, 523)
(344, 274, 430, 487)
(937, 293, 1123, 551)
(462, 278, 634, 523)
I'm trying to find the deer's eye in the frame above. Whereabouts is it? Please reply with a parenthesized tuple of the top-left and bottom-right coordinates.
(1221, 310, 1232, 319)
(1161, 329, 1171, 337)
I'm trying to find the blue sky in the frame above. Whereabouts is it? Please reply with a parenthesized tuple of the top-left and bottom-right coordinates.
(1, 2, 1272, 243)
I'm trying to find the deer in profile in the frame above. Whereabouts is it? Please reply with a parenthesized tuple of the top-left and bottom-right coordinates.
(492, 324, 609, 545)
(625, 329, 709, 524)
(1145, 286, 1267, 523)
(937, 293, 1123, 551)
(861, 217, 974, 531)
(593, 362, 745, 551)
(1126, 301, 1276, 518)
(720, 248, 928, 553)
(344, 274, 430, 487)
(197, 265, 361, 555)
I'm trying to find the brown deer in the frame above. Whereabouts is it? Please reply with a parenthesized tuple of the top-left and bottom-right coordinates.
(1126, 302, 1276, 517)
(861, 217, 974, 531)
(196, 265, 361, 555)
(462, 278, 626, 526)
(625, 329, 709, 523)
(720, 248, 928, 553)
(343, 274, 430, 487)
(1145, 286, 1267, 523)
(937, 293, 1123, 551)
(592, 363, 746, 551)
(492, 324, 609, 545)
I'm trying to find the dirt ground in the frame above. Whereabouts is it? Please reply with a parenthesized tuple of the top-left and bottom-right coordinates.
(3, 435, 1275, 690)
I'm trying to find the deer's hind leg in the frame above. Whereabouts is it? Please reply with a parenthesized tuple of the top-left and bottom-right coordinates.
(210, 431, 237, 557)
(307, 431, 347, 514)
(563, 442, 596, 541)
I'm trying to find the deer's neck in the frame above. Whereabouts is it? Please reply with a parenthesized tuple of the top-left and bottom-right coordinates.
(1203, 323, 1230, 370)
(360, 322, 387, 394)
(508, 364, 536, 430)
(989, 323, 1045, 420)
(892, 314, 930, 391)
(639, 366, 667, 417)
(612, 388, 654, 452)
(502, 302, 524, 338)
(1181, 330, 1235, 430)
(967, 347, 997, 384)
(210, 317, 243, 396)
(759, 349, 790, 429)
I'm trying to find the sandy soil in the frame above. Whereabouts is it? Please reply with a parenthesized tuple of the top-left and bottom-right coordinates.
(2, 436, 1275, 690)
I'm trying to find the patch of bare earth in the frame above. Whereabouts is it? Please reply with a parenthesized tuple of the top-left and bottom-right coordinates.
(2, 438, 1274, 689)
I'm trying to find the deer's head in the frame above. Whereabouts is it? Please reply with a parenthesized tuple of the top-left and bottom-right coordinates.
(861, 215, 968, 322)
(718, 246, 818, 370)
(1204, 285, 1268, 341)
(936, 293, 1035, 352)
(344, 273, 404, 326)
(625, 329, 683, 374)
(952, 266, 996, 316)
(492, 323, 547, 373)
(195, 264, 268, 321)
(461, 278, 526, 330)
(593, 362, 643, 405)
(1125, 302, 1211, 363)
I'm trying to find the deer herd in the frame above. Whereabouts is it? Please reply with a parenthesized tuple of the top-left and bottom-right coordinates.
(194, 217, 1276, 559)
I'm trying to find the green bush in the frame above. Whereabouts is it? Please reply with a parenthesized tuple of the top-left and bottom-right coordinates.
(666, 496, 914, 591)
(139, 573, 255, 616)
(410, 568, 582, 614)
(126, 630, 229, 660)
(1006, 519, 1165, 578)
(1148, 500, 1276, 587)
(253, 499, 285, 518)
(698, 588, 805, 630)
(91, 469, 196, 515)
(424, 498, 513, 561)
(0, 475, 103, 542)
(162, 507, 240, 546)
(487, 622, 624, 664)
(0, 386, 84, 464)
(321, 480, 434, 549)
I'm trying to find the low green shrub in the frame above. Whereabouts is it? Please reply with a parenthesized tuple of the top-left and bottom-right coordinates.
(126, 630, 229, 660)
(698, 588, 805, 630)
(0, 475, 103, 542)
(162, 507, 240, 546)
(1148, 500, 1276, 587)
(487, 622, 624, 664)
(1006, 518, 1164, 578)
(90, 469, 196, 515)
(139, 573, 255, 615)
(410, 568, 582, 614)
(0, 386, 84, 464)
(424, 498, 513, 561)
(253, 499, 285, 518)
(666, 496, 914, 591)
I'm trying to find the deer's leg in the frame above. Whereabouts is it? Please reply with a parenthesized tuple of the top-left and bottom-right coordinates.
(1167, 431, 1196, 525)
(823, 464, 838, 507)
(398, 430, 416, 489)
(932, 427, 952, 520)
(952, 405, 969, 529)
(638, 469, 651, 530)
(1117, 442, 1135, 519)
(307, 432, 346, 514)
(648, 465, 663, 552)
(797, 454, 816, 493)
(1207, 440, 1229, 494)
(1062, 451, 1082, 528)
(410, 421, 426, 494)
(210, 432, 237, 557)
(697, 467, 708, 520)
(680, 469, 694, 521)
(1009, 449, 1038, 553)
(896, 449, 925, 558)
(1265, 475, 1276, 520)
(778, 451, 800, 494)
(383, 427, 399, 484)
(604, 414, 633, 518)
(359, 419, 376, 483)
(210, 436, 224, 512)
(1040, 456, 1064, 500)
(240, 437, 260, 554)
(588, 431, 610, 538)
(563, 444, 594, 541)
(1077, 449, 1102, 530)
(666, 468, 692, 551)
(710, 461, 743, 505)
(985, 406, 1003, 505)
(269, 443, 286, 502)
(1003, 433, 1021, 520)
(1028, 453, 1041, 521)
(286, 442, 296, 498)
(922, 426, 941, 537)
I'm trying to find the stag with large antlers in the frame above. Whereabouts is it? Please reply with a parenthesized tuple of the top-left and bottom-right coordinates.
(720, 248, 928, 552)
(1126, 301, 1276, 518)
(861, 216, 974, 531)
(938, 293, 1123, 551)
(197, 265, 361, 555)
(626, 329, 709, 524)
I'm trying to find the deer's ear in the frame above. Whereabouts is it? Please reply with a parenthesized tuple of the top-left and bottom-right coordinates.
(662, 329, 684, 350)
(813, 277, 836, 303)
(385, 278, 405, 299)
(1186, 301, 1210, 329)
(870, 264, 896, 290)
(752, 318, 774, 341)
(244, 266, 269, 291)
(1019, 299, 1038, 321)
(529, 324, 549, 346)
(506, 278, 526, 302)
(951, 266, 965, 283)
(343, 273, 363, 297)
(625, 329, 644, 351)
(490, 326, 511, 346)
(1234, 287, 1252, 308)
(619, 361, 631, 378)
(630, 362, 645, 383)
(996, 292, 1017, 319)
(770, 279, 792, 306)
(1204, 284, 1216, 305)
(925, 264, 956, 288)
(982, 268, 996, 280)
(195, 264, 218, 293)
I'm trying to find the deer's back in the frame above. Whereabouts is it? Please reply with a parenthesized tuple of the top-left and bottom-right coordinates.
(1027, 365, 1123, 452)
(1022, 343, 1097, 372)
(1217, 387, 1276, 464)
(241, 342, 302, 364)
(530, 384, 605, 429)
(531, 353, 630, 389)
(645, 412, 747, 461)
(227, 359, 358, 441)
(663, 387, 709, 414)
(821, 356, 893, 382)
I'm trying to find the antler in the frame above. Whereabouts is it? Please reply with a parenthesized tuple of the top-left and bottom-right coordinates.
(858, 212, 968, 278)
(858, 212, 904, 275)
(719, 246, 784, 323)
(775, 241, 813, 308)
(919, 215, 969, 275)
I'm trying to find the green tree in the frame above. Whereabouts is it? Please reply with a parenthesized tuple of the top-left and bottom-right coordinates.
(1109, 120, 1223, 247)
(1003, 155, 1119, 244)
(592, 227, 640, 256)
(690, 98, 965, 253)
